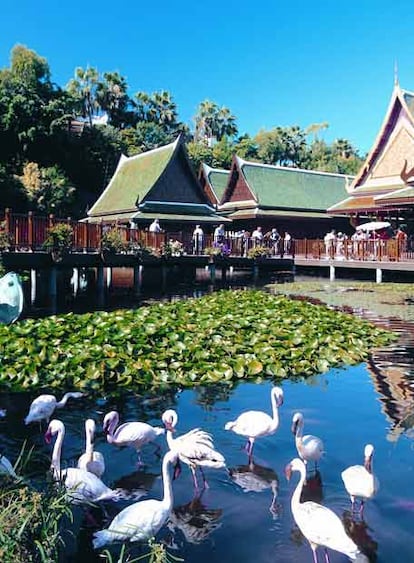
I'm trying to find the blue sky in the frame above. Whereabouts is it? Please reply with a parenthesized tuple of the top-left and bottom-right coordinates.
(2, 0, 414, 155)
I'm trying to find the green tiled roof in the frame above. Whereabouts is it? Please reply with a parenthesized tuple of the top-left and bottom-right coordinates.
(239, 160, 350, 210)
(89, 141, 177, 216)
(208, 169, 228, 201)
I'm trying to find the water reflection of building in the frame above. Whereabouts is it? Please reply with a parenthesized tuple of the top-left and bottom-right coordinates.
(367, 339, 414, 441)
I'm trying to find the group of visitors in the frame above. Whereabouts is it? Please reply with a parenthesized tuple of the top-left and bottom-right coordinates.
(146, 219, 293, 256)
(323, 225, 409, 260)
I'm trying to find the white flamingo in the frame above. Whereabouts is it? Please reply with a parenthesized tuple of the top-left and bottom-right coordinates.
(93, 449, 178, 549)
(291, 412, 324, 468)
(103, 410, 164, 464)
(24, 392, 83, 425)
(45, 419, 119, 503)
(162, 409, 225, 490)
(341, 444, 379, 515)
(285, 457, 368, 563)
(77, 419, 105, 478)
(224, 386, 284, 460)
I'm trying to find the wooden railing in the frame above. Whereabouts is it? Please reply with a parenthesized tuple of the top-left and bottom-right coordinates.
(0, 209, 411, 262)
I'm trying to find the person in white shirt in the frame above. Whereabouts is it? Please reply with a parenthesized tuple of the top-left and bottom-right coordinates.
(324, 229, 336, 259)
(251, 226, 264, 246)
(192, 224, 204, 254)
(214, 224, 225, 244)
(149, 219, 162, 233)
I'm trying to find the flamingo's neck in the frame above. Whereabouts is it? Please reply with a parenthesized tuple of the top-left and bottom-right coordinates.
(294, 419, 304, 450)
(291, 464, 306, 513)
(51, 427, 64, 477)
(161, 455, 174, 510)
(85, 426, 94, 461)
(270, 391, 281, 428)
(105, 414, 119, 444)
(166, 429, 175, 450)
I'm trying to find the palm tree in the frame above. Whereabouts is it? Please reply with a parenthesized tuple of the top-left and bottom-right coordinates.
(66, 66, 99, 126)
(194, 100, 238, 144)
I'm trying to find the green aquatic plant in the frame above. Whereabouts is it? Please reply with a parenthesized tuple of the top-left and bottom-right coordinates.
(102, 539, 184, 563)
(0, 289, 396, 393)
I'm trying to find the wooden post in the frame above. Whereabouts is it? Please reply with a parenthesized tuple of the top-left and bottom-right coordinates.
(329, 265, 335, 281)
(106, 267, 112, 290)
(208, 262, 216, 283)
(28, 211, 33, 250)
(4, 208, 11, 235)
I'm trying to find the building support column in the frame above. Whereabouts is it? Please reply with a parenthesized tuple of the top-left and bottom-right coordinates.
(376, 268, 383, 284)
(106, 267, 112, 291)
(97, 265, 105, 308)
(72, 267, 79, 297)
(49, 266, 57, 314)
(133, 265, 142, 296)
(30, 269, 37, 305)
(329, 265, 335, 282)
(208, 263, 216, 283)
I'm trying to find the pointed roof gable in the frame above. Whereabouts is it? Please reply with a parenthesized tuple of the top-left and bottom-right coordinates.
(329, 84, 414, 214)
(87, 137, 225, 223)
(220, 156, 350, 213)
(198, 163, 229, 205)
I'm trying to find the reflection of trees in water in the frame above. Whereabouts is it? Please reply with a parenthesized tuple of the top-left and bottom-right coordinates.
(193, 384, 236, 411)
(229, 459, 280, 517)
(97, 388, 179, 427)
(167, 490, 223, 546)
(342, 510, 378, 562)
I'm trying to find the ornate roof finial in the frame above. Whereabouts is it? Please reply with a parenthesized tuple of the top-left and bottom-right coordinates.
(394, 60, 399, 87)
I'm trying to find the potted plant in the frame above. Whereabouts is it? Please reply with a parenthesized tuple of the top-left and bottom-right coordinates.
(247, 246, 271, 260)
(43, 223, 73, 262)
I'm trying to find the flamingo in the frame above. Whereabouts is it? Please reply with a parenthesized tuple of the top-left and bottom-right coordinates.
(77, 419, 105, 478)
(341, 444, 379, 515)
(103, 410, 164, 465)
(162, 409, 225, 490)
(93, 449, 178, 549)
(45, 419, 120, 504)
(224, 386, 283, 460)
(285, 457, 368, 563)
(229, 460, 279, 515)
(24, 392, 83, 425)
(291, 412, 324, 469)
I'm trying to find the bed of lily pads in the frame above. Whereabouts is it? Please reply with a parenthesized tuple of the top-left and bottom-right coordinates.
(0, 289, 396, 393)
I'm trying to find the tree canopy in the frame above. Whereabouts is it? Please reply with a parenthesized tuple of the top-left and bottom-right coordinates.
(0, 44, 364, 218)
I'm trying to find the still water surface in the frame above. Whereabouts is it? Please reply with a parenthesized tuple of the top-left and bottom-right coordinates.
(2, 279, 414, 562)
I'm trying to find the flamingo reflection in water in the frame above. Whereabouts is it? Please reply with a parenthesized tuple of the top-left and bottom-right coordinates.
(229, 459, 280, 517)
(342, 510, 378, 562)
(285, 458, 368, 563)
(167, 489, 223, 547)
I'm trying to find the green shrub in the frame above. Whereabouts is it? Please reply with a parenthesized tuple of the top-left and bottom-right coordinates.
(100, 228, 128, 253)
(43, 223, 73, 252)
(247, 246, 271, 259)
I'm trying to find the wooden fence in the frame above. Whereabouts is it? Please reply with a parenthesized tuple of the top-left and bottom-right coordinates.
(0, 209, 411, 262)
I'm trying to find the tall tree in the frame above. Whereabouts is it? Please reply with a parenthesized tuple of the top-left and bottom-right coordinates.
(194, 100, 238, 144)
(96, 71, 131, 128)
(66, 66, 100, 126)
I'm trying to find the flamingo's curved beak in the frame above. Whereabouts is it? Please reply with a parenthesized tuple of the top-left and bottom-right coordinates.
(44, 430, 52, 445)
(284, 463, 292, 481)
(291, 420, 298, 435)
(164, 421, 176, 432)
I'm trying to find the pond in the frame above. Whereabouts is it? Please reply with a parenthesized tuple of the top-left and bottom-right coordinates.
(2, 283, 414, 562)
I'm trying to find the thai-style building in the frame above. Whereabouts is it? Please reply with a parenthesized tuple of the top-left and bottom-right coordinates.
(328, 82, 414, 231)
(198, 163, 229, 207)
(217, 155, 352, 237)
(86, 137, 227, 230)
